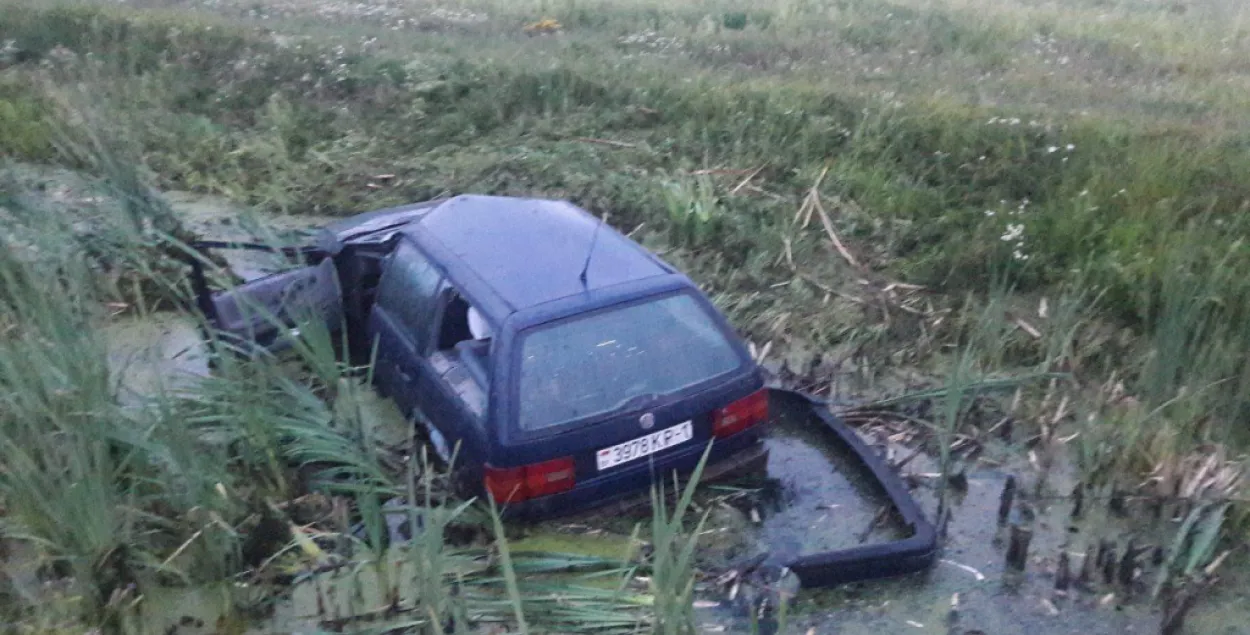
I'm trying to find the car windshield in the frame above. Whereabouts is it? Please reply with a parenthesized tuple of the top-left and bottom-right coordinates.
(516, 292, 744, 432)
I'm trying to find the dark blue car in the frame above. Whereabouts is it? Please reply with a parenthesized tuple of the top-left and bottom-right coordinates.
(192, 195, 769, 517)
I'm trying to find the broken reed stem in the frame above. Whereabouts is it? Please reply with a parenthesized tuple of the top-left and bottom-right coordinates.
(729, 165, 766, 195)
(1006, 524, 1032, 571)
(813, 192, 860, 268)
(858, 505, 890, 544)
(1118, 539, 1138, 590)
(1055, 550, 1071, 592)
(1109, 487, 1127, 516)
(1161, 584, 1201, 635)
(1101, 542, 1118, 585)
(998, 475, 1017, 526)
(1078, 542, 1097, 587)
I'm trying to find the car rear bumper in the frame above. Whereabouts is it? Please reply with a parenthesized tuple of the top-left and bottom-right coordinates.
(500, 434, 769, 521)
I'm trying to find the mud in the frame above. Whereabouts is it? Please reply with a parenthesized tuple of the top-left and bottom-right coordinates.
(763, 429, 1250, 635)
(753, 406, 909, 562)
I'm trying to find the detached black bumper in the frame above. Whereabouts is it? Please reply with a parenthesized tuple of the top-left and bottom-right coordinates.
(768, 388, 938, 588)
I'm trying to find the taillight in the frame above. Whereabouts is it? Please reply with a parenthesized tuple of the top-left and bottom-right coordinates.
(713, 389, 769, 438)
(484, 456, 576, 504)
(483, 465, 525, 504)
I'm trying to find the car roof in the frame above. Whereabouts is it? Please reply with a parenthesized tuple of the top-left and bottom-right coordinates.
(402, 195, 674, 315)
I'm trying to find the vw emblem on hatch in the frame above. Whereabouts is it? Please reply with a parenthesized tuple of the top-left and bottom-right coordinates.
(639, 413, 656, 430)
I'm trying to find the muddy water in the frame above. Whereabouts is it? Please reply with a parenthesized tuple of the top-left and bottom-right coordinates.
(687, 402, 1159, 634)
(105, 312, 209, 404)
(87, 192, 1250, 634)
(754, 407, 909, 563)
(103, 191, 337, 403)
(763, 428, 1250, 635)
(780, 473, 1157, 635)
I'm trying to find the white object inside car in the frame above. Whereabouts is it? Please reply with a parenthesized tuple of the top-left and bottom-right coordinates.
(468, 306, 492, 339)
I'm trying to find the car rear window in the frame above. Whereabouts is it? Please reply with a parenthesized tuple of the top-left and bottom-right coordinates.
(516, 292, 744, 432)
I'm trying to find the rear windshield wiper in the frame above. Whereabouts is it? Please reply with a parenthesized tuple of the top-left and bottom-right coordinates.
(614, 392, 663, 413)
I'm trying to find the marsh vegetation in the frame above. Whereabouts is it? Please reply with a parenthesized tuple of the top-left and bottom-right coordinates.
(2, 0, 1249, 632)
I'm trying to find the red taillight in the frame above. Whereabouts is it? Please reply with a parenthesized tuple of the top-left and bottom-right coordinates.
(525, 456, 576, 498)
(713, 389, 769, 438)
(483, 465, 525, 504)
(484, 456, 576, 504)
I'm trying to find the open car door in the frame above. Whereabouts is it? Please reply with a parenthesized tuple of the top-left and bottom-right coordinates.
(188, 242, 344, 356)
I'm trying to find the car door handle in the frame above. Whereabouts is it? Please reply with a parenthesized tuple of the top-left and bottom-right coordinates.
(397, 370, 413, 383)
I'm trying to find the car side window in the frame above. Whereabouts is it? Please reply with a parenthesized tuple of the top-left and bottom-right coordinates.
(375, 240, 442, 351)
(434, 287, 492, 388)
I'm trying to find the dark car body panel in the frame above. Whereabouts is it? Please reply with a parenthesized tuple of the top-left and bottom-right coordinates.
(491, 275, 755, 445)
(187, 195, 939, 588)
(507, 433, 770, 520)
(410, 196, 672, 312)
(192, 194, 765, 517)
(363, 229, 764, 511)
(314, 198, 446, 253)
(207, 257, 343, 354)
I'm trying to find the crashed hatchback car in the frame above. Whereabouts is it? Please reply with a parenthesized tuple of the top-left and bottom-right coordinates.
(189, 195, 770, 517)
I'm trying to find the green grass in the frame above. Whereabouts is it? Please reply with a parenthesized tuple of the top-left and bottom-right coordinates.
(5, 1, 1250, 331)
(3, 0, 1250, 629)
(0, 197, 237, 625)
(0, 176, 679, 632)
(0, 94, 712, 632)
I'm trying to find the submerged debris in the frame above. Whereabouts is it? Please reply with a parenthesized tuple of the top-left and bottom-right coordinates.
(1117, 539, 1142, 591)
(1006, 524, 1033, 571)
(1070, 483, 1084, 521)
(1055, 550, 1071, 592)
(1101, 543, 1118, 585)
(998, 475, 1017, 526)
(1078, 543, 1097, 588)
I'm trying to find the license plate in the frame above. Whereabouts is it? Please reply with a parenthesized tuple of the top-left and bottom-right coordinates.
(596, 421, 693, 471)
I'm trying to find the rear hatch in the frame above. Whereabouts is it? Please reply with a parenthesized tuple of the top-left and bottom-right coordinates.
(485, 289, 765, 504)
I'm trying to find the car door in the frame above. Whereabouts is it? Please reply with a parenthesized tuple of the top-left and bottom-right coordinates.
(368, 238, 490, 468)
(414, 286, 489, 466)
(368, 239, 443, 419)
(204, 256, 344, 355)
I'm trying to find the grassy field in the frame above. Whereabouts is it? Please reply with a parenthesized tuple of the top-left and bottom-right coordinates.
(2, 0, 1250, 631)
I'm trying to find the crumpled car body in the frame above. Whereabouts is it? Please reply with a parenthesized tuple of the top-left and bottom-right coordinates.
(188, 195, 770, 518)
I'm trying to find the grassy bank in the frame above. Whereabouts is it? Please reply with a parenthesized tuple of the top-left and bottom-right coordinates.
(2, 0, 1250, 630)
(0, 165, 702, 631)
(0, 199, 711, 634)
(4, 1, 1248, 430)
